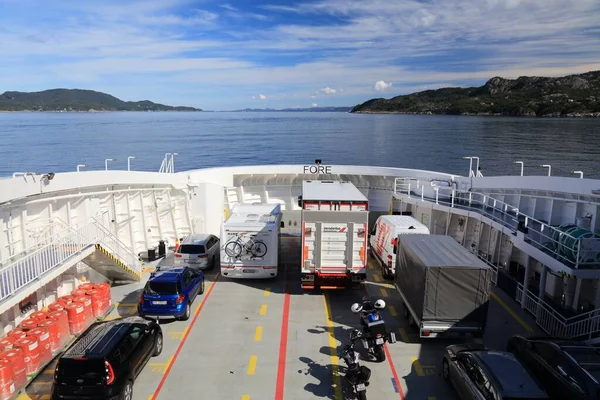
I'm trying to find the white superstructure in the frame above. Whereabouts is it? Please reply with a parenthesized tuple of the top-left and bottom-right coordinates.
(1, 159, 600, 341)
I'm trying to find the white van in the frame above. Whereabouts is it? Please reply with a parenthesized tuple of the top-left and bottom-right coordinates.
(369, 215, 430, 278)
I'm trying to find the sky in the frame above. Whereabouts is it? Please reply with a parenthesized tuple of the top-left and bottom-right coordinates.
(0, 0, 599, 110)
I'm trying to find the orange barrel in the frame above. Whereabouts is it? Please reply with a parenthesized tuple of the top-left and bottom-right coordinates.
(71, 289, 87, 297)
(0, 338, 14, 352)
(63, 302, 85, 335)
(57, 295, 74, 306)
(37, 319, 61, 353)
(0, 349, 26, 389)
(0, 358, 15, 400)
(72, 296, 94, 326)
(17, 319, 38, 331)
(26, 328, 51, 366)
(7, 330, 27, 341)
(47, 310, 70, 347)
(13, 337, 39, 375)
(95, 282, 111, 301)
(29, 311, 48, 322)
(79, 283, 95, 292)
(48, 302, 65, 312)
(86, 290, 108, 318)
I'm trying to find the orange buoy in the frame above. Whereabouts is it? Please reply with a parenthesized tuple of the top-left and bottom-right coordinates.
(0, 338, 14, 352)
(26, 327, 52, 366)
(0, 358, 15, 400)
(7, 330, 27, 341)
(47, 310, 70, 347)
(48, 302, 65, 312)
(17, 319, 38, 331)
(29, 311, 48, 322)
(63, 302, 86, 335)
(13, 337, 40, 375)
(0, 348, 26, 390)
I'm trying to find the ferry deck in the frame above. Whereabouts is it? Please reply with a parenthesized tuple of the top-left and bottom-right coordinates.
(21, 236, 538, 400)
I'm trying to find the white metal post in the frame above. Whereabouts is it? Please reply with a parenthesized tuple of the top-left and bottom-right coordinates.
(127, 156, 136, 171)
(77, 164, 88, 172)
(541, 164, 551, 176)
(572, 171, 583, 179)
(105, 159, 115, 171)
(514, 161, 524, 176)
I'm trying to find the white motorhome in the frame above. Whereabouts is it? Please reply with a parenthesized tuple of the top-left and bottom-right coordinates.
(369, 215, 430, 278)
(220, 203, 283, 279)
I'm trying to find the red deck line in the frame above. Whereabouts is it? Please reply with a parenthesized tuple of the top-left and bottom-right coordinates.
(384, 343, 405, 399)
(150, 273, 220, 400)
(274, 267, 291, 400)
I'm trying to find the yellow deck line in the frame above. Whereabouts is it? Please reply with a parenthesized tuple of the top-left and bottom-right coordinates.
(373, 274, 382, 282)
(247, 355, 257, 375)
(380, 288, 389, 297)
(491, 292, 534, 333)
(254, 326, 263, 341)
(399, 328, 410, 343)
(411, 357, 425, 376)
(264, 288, 271, 296)
(323, 292, 343, 400)
(259, 304, 267, 316)
(389, 305, 398, 317)
(241, 395, 250, 400)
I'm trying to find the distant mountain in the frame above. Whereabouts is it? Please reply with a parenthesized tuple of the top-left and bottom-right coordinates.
(351, 71, 600, 117)
(231, 106, 352, 112)
(0, 89, 202, 112)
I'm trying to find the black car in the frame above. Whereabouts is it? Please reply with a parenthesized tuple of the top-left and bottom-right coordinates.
(52, 316, 163, 400)
(508, 335, 600, 400)
(443, 342, 549, 400)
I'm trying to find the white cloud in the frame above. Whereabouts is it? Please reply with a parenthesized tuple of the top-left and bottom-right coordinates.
(259, 94, 267, 100)
(374, 80, 392, 91)
(311, 103, 318, 107)
(317, 87, 336, 95)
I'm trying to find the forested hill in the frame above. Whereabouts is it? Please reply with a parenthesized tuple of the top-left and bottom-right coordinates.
(351, 71, 600, 117)
(0, 89, 201, 111)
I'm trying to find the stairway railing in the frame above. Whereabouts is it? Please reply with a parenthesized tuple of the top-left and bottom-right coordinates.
(0, 217, 142, 303)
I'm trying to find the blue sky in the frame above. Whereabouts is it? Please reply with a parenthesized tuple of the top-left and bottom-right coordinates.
(1, 0, 599, 110)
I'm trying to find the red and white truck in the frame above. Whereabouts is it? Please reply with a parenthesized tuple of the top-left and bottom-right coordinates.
(299, 180, 369, 290)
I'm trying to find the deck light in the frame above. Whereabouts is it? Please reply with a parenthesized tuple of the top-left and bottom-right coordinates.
(514, 161, 524, 176)
(127, 156, 137, 171)
(541, 164, 551, 176)
(105, 159, 116, 171)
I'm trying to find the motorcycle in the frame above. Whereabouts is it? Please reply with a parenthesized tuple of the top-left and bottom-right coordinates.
(340, 329, 372, 400)
(351, 297, 396, 362)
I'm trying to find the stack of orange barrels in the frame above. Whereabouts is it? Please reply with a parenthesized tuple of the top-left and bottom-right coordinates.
(0, 280, 113, 397)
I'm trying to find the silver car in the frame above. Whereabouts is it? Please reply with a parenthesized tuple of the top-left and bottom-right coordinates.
(443, 343, 549, 400)
(174, 234, 220, 270)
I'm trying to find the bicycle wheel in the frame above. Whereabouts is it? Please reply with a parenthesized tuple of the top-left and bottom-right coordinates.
(225, 241, 243, 258)
(251, 242, 268, 258)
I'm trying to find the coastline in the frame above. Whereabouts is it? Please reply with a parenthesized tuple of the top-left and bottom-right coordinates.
(351, 110, 600, 118)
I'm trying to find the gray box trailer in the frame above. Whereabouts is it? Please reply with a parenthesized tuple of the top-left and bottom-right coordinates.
(394, 234, 492, 339)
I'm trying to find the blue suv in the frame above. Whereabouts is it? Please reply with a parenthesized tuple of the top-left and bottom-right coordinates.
(138, 267, 205, 321)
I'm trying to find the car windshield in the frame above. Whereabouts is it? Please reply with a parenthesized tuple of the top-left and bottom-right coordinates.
(178, 244, 205, 254)
(146, 281, 180, 294)
(58, 358, 104, 378)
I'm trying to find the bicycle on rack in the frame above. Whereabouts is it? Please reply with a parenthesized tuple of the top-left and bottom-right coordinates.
(224, 234, 268, 258)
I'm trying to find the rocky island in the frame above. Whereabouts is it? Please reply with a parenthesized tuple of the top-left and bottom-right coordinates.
(0, 89, 202, 112)
(351, 70, 600, 117)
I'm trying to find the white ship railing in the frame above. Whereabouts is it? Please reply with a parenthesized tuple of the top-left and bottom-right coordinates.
(393, 177, 600, 269)
(0, 217, 74, 268)
(0, 217, 142, 303)
(516, 283, 600, 339)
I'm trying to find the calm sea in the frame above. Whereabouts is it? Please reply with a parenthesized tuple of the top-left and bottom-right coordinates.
(1, 112, 599, 178)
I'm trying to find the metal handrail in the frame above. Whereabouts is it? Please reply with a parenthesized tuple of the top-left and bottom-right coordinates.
(393, 177, 600, 269)
(0, 218, 142, 303)
(0, 217, 76, 267)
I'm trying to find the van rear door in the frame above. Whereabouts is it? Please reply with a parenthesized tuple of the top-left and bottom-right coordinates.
(304, 222, 366, 273)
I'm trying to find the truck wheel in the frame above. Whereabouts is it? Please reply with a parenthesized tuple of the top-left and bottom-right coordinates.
(357, 390, 367, 400)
